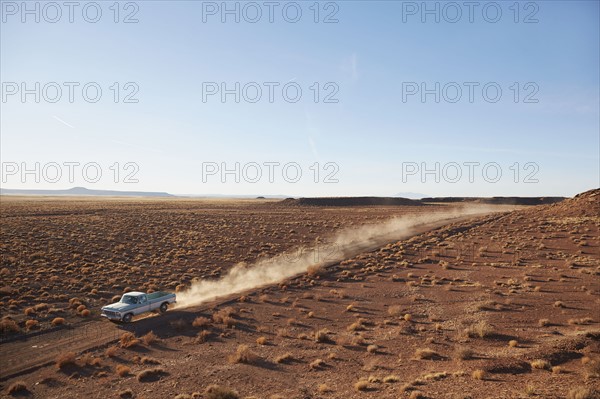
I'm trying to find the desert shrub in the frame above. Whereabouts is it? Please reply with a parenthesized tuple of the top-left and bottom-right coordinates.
(118, 389, 134, 398)
(354, 379, 369, 391)
(7, 380, 29, 395)
(105, 346, 118, 358)
(256, 336, 267, 345)
(136, 367, 167, 382)
(414, 348, 439, 360)
(314, 329, 332, 343)
(383, 375, 401, 383)
(388, 305, 402, 316)
(0, 317, 20, 334)
(195, 330, 211, 344)
(25, 319, 39, 330)
(140, 356, 161, 365)
(530, 359, 551, 370)
(472, 369, 486, 380)
(228, 344, 258, 364)
(204, 385, 240, 399)
(464, 321, 494, 338)
(51, 317, 65, 326)
(347, 320, 365, 332)
(141, 331, 159, 346)
(309, 359, 325, 370)
(567, 387, 600, 399)
(318, 384, 332, 393)
(192, 316, 211, 328)
(307, 264, 324, 277)
(120, 332, 140, 349)
(584, 358, 600, 378)
(275, 353, 293, 364)
(56, 352, 77, 369)
(116, 365, 131, 377)
(538, 318, 550, 327)
(24, 307, 35, 316)
(454, 346, 475, 360)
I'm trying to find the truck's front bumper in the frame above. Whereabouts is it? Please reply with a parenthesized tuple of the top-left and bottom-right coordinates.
(101, 311, 122, 321)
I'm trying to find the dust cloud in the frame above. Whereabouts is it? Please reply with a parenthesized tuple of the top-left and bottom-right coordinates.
(174, 205, 499, 309)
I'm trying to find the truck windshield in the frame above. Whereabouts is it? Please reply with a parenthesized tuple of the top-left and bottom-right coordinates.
(121, 295, 138, 304)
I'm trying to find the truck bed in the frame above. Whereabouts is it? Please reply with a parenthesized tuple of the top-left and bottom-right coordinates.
(147, 291, 171, 300)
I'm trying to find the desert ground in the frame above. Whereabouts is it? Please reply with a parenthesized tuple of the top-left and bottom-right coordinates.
(0, 191, 598, 399)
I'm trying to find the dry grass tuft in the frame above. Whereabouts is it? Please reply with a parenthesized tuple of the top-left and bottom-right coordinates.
(116, 365, 131, 377)
(275, 352, 294, 364)
(256, 336, 267, 345)
(538, 318, 550, 327)
(7, 380, 29, 395)
(136, 367, 167, 382)
(1, 318, 20, 334)
(567, 387, 600, 399)
(120, 332, 140, 349)
(354, 379, 369, 391)
(51, 317, 65, 326)
(530, 359, 551, 370)
(141, 331, 159, 346)
(454, 346, 475, 360)
(25, 319, 39, 330)
(464, 321, 494, 338)
(55, 352, 77, 369)
(472, 369, 486, 380)
(204, 385, 240, 399)
(105, 346, 118, 358)
(118, 389, 134, 398)
(192, 316, 211, 328)
(309, 358, 326, 370)
(229, 344, 259, 364)
(318, 384, 332, 393)
(415, 348, 440, 360)
(383, 375, 401, 383)
(314, 329, 333, 343)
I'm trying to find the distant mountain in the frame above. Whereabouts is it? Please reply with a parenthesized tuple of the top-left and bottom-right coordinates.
(394, 192, 429, 199)
(280, 197, 423, 207)
(0, 186, 174, 197)
(177, 194, 290, 199)
(421, 196, 566, 205)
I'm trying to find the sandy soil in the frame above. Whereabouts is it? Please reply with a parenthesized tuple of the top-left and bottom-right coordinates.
(0, 190, 598, 399)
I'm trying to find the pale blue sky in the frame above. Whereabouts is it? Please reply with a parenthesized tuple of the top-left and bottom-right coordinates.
(1, 1, 598, 197)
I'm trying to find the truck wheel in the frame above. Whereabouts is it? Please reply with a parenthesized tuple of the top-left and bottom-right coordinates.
(122, 313, 133, 323)
(159, 303, 168, 313)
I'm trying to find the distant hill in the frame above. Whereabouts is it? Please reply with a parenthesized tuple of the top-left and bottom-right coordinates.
(280, 197, 424, 207)
(534, 188, 599, 218)
(279, 196, 569, 207)
(394, 192, 429, 199)
(421, 196, 566, 206)
(0, 186, 174, 197)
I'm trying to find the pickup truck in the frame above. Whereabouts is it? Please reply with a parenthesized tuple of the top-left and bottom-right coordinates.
(101, 291, 176, 323)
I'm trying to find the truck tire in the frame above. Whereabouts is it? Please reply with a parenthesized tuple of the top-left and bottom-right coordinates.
(122, 313, 133, 323)
(159, 302, 168, 313)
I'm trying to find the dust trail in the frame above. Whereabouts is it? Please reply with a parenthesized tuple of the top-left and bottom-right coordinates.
(174, 205, 500, 309)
